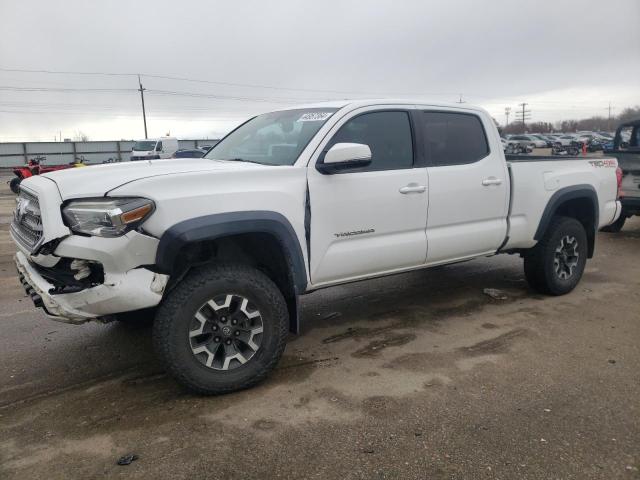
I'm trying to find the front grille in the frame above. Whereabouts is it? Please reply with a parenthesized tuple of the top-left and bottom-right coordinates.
(10, 188, 43, 251)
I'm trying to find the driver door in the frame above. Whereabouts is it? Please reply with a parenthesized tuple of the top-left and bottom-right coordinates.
(307, 108, 428, 286)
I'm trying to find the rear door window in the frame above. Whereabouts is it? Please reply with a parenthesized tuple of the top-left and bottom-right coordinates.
(420, 112, 489, 166)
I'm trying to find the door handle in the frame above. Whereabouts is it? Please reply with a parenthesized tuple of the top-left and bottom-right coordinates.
(482, 177, 502, 186)
(399, 184, 427, 194)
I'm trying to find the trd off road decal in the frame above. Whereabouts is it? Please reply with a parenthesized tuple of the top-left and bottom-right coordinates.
(588, 159, 617, 168)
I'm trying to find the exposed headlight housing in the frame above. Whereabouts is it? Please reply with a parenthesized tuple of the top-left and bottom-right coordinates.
(62, 198, 155, 237)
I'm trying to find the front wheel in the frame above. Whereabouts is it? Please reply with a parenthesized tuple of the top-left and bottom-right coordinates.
(153, 264, 289, 395)
(524, 216, 588, 295)
(9, 177, 21, 194)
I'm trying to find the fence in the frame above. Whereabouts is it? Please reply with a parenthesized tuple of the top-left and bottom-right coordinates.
(0, 139, 220, 168)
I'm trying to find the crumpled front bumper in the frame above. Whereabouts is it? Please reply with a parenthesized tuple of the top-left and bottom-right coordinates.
(15, 251, 168, 324)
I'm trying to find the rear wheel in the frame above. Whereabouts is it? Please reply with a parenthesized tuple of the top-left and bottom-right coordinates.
(9, 177, 21, 194)
(153, 264, 289, 395)
(524, 216, 588, 295)
(600, 214, 626, 233)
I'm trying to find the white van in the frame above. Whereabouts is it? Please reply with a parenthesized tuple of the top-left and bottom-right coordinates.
(130, 137, 179, 161)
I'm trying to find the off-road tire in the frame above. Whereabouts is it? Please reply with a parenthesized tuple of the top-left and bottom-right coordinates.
(600, 214, 626, 233)
(524, 216, 588, 295)
(153, 264, 289, 395)
(9, 177, 21, 194)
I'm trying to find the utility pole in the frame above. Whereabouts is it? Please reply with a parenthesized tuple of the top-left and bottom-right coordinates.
(505, 107, 511, 127)
(138, 75, 148, 139)
(457, 94, 464, 104)
(515, 102, 531, 133)
(607, 101, 613, 131)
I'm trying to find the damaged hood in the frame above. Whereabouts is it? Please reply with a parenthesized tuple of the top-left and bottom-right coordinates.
(43, 158, 265, 199)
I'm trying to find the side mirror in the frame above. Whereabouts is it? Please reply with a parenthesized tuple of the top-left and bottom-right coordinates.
(316, 143, 372, 174)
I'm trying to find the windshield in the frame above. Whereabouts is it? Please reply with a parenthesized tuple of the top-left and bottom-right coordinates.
(205, 108, 338, 165)
(132, 141, 157, 151)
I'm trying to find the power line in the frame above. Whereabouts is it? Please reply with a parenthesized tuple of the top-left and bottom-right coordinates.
(0, 66, 464, 98)
(0, 102, 255, 116)
(146, 89, 319, 104)
(0, 110, 251, 121)
(0, 85, 136, 93)
(0, 84, 319, 103)
(0, 67, 136, 77)
(1, 66, 629, 108)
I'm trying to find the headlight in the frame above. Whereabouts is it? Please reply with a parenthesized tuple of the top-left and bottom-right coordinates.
(62, 198, 155, 237)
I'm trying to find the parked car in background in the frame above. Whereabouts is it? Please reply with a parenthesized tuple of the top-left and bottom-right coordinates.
(505, 142, 532, 154)
(11, 100, 622, 394)
(531, 134, 554, 147)
(555, 135, 579, 146)
(508, 135, 546, 148)
(602, 119, 640, 232)
(602, 138, 615, 151)
(130, 137, 179, 161)
(173, 149, 207, 158)
(198, 142, 219, 153)
(551, 143, 580, 157)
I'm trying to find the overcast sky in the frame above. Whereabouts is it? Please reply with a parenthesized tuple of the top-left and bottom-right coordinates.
(1, 0, 638, 142)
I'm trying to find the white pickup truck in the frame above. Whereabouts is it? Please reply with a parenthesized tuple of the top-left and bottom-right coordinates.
(11, 100, 622, 394)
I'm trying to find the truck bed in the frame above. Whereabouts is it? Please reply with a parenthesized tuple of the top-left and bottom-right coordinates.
(503, 155, 620, 252)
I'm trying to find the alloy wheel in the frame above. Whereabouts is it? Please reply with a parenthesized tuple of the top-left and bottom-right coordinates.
(189, 294, 264, 371)
(553, 235, 579, 280)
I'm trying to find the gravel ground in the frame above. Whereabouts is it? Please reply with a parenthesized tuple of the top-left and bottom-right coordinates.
(0, 172, 638, 479)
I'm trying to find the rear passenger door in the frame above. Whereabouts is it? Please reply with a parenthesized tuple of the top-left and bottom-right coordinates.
(418, 109, 509, 263)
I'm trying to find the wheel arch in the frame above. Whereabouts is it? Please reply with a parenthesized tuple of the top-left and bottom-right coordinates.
(534, 185, 599, 258)
(155, 211, 307, 333)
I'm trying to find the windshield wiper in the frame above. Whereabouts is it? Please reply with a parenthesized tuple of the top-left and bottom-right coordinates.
(224, 157, 266, 165)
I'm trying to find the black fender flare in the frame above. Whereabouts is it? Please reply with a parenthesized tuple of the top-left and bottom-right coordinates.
(155, 211, 308, 334)
(534, 184, 599, 257)
(155, 211, 308, 293)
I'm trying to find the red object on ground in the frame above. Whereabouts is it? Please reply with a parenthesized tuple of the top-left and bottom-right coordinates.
(13, 157, 73, 181)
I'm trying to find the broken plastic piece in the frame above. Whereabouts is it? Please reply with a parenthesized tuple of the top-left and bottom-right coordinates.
(117, 454, 139, 466)
(483, 288, 508, 300)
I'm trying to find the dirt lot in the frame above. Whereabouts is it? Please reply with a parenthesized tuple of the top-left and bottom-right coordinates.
(0, 172, 638, 479)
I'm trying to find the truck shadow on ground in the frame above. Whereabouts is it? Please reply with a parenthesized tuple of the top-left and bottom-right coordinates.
(1, 254, 530, 412)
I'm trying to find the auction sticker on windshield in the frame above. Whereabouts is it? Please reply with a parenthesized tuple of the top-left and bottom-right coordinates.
(298, 112, 332, 122)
